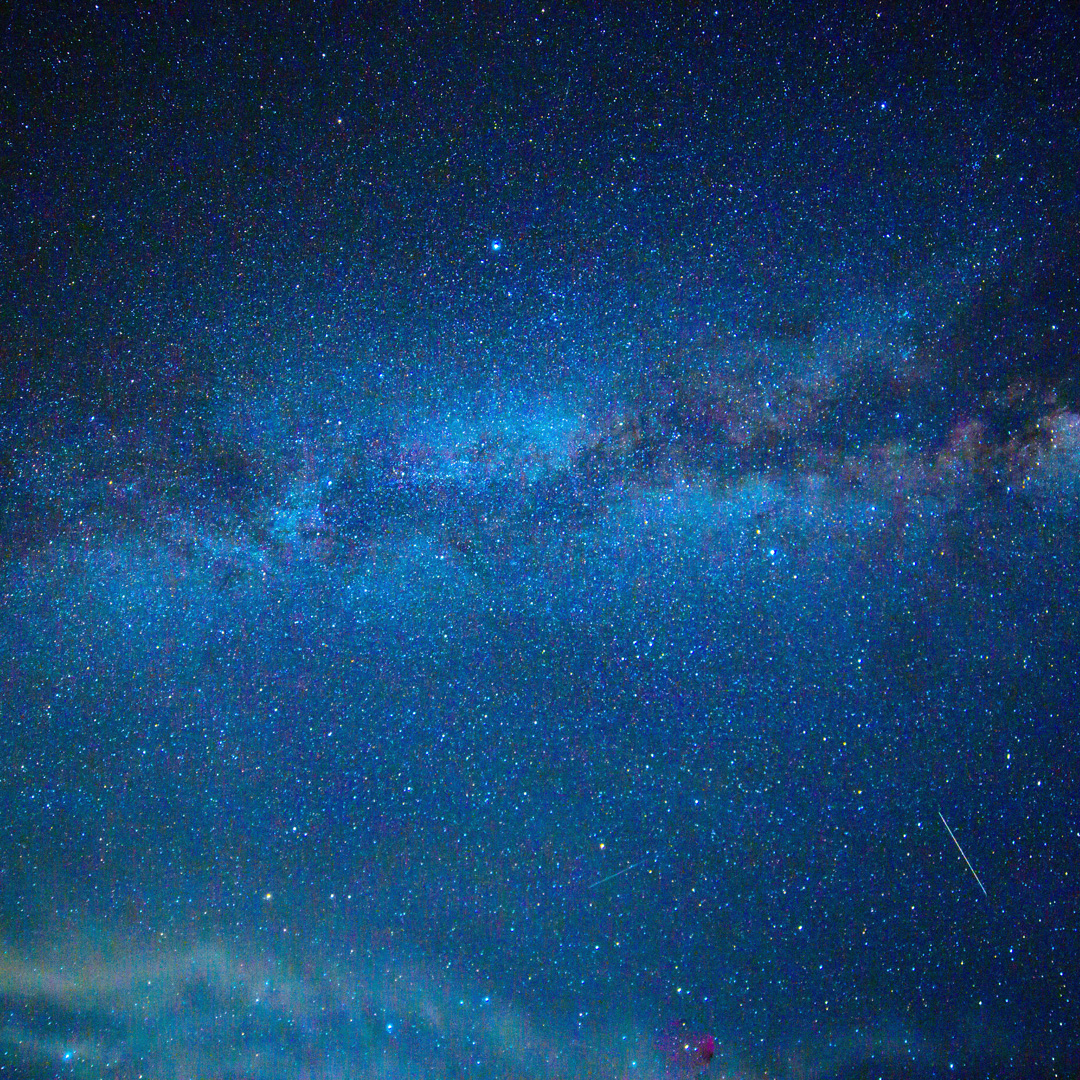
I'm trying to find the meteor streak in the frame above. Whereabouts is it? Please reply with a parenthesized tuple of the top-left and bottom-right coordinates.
(938, 811, 988, 897)
(589, 855, 655, 889)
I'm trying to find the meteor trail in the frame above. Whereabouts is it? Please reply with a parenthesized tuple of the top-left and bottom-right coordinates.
(938, 811, 988, 897)
(589, 855, 655, 889)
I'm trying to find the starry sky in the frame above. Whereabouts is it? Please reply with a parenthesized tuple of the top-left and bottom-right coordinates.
(2, 2, 1080, 1078)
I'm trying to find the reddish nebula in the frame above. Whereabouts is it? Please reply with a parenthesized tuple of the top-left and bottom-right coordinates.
(658, 1021, 716, 1075)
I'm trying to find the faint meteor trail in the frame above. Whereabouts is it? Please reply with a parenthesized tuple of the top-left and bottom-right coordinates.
(939, 811, 988, 897)
(589, 855, 655, 889)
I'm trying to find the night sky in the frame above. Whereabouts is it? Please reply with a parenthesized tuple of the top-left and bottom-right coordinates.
(2, 3, 1080, 1078)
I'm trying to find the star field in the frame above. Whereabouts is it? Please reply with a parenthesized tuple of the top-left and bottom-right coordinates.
(2, 3, 1079, 1078)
